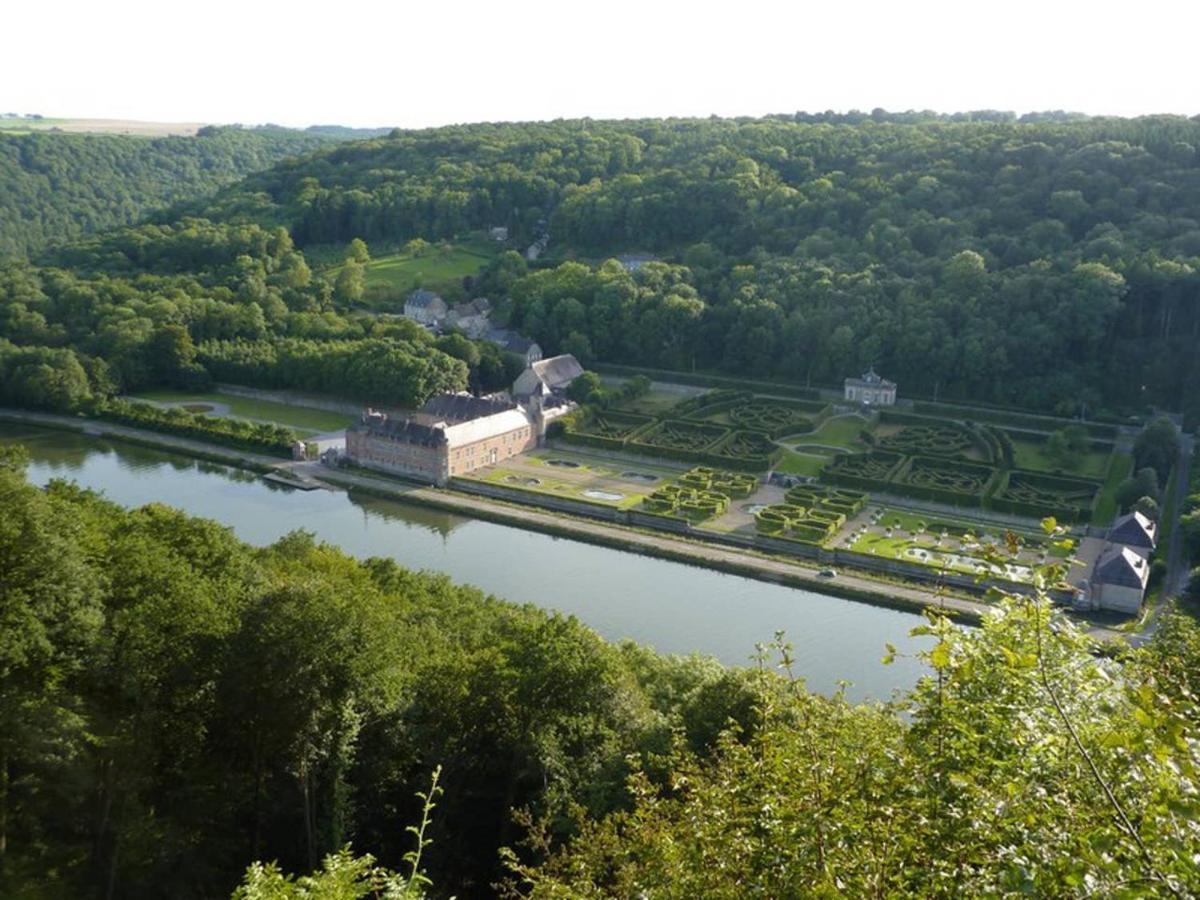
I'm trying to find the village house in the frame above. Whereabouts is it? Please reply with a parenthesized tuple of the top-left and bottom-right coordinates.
(1089, 545, 1151, 615)
(844, 368, 897, 406)
(1106, 511, 1158, 557)
(513, 354, 584, 401)
(444, 297, 493, 339)
(489, 226, 509, 242)
(345, 406, 537, 486)
(403, 289, 448, 326)
(487, 328, 542, 365)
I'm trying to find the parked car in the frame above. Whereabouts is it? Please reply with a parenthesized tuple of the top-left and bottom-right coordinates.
(818, 568, 837, 578)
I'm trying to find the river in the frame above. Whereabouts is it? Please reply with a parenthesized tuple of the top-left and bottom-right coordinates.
(1, 423, 932, 701)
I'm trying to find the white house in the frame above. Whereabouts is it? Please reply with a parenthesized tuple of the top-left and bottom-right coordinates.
(844, 368, 897, 406)
(1107, 511, 1158, 558)
(404, 289, 448, 326)
(1090, 545, 1151, 614)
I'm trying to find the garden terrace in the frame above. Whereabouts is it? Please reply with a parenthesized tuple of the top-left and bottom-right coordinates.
(875, 423, 975, 458)
(823, 451, 905, 490)
(641, 484, 730, 521)
(678, 466, 759, 498)
(754, 503, 845, 544)
(990, 471, 1101, 522)
(891, 456, 999, 506)
(727, 400, 815, 437)
(785, 484, 868, 518)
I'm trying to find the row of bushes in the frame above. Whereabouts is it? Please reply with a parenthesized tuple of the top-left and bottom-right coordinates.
(823, 448, 1101, 520)
(678, 466, 760, 498)
(910, 400, 1120, 439)
(755, 503, 846, 544)
(642, 484, 730, 521)
(785, 484, 868, 519)
(97, 399, 298, 456)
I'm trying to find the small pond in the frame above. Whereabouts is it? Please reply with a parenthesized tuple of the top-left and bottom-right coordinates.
(584, 489, 624, 501)
(620, 471, 658, 483)
(546, 459, 581, 468)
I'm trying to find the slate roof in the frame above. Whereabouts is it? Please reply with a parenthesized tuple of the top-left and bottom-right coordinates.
(527, 354, 584, 390)
(488, 328, 540, 355)
(1094, 545, 1150, 589)
(405, 289, 444, 309)
(845, 368, 896, 389)
(421, 392, 515, 423)
(1108, 511, 1158, 549)
(352, 415, 446, 447)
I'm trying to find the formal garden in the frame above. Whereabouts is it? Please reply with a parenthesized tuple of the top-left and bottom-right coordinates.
(561, 384, 1126, 526)
(840, 506, 1071, 584)
(641, 466, 762, 523)
(753, 484, 869, 545)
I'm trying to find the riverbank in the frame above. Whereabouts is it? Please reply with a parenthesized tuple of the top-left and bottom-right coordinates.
(0, 407, 1132, 638)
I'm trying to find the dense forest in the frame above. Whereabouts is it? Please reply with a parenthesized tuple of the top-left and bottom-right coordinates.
(181, 114, 1200, 418)
(1, 114, 1199, 418)
(0, 126, 334, 262)
(3, 448, 1199, 898)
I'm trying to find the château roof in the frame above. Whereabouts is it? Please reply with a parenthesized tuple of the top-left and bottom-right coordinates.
(845, 368, 896, 389)
(352, 414, 446, 447)
(420, 392, 515, 423)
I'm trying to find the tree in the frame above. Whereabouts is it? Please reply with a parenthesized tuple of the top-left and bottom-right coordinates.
(1046, 424, 1089, 467)
(1116, 466, 1160, 511)
(402, 238, 430, 258)
(1133, 417, 1180, 485)
(1133, 495, 1160, 521)
(567, 371, 604, 405)
(334, 261, 365, 304)
(346, 238, 370, 264)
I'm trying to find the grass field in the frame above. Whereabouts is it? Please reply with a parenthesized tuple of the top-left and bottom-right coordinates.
(1010, 437, 1111, 478)
(131, 391, 354, 436)
(1092, 452, 1134, 525)
(332, 243, 497, 301)
(783, 414, 869, 451)
(775, 450, 828, 477)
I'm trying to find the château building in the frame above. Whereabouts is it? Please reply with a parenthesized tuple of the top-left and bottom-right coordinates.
(844, 368, 897, 405)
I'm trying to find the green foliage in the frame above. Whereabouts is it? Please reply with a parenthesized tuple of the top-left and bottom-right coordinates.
(878, 423, 974, 458)
(1134, 416, 1181, 485)
(520, 601, 1200, 898)
(0, 127, 334, 261)
(98, 397, 299, 454)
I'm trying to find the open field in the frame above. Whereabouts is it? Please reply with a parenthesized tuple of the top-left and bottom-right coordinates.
(775, 450, 828, 477)
(0, 117, 204, 136)
(331, 242, 497, 301)
(1010, 437, 1111, 477)
(461, 447, 687, 509)
(1093, 452, 1134, 525)
(131, 391, 354, 436)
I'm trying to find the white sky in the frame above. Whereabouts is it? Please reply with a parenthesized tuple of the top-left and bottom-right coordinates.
(4, 0, 1197, 128)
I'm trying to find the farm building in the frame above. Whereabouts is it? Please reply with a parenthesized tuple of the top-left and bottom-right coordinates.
(513, 354, 584, 401)
(445, 298, 493, 338)
(1107, 511, 1158, 556)
(345, 407, 537, 486)
(1089, 545, 1151, 615)
(844, 368, 897, 406)
(404, 289, 448, 326)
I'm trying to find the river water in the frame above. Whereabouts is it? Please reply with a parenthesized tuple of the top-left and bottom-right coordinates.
(1, 423, 932, 701)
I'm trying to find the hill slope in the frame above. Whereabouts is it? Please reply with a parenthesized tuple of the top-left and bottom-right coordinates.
(0, 126, 335, 261)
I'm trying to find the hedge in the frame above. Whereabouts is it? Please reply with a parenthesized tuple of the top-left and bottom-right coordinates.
(98, 399, 296, 456)
(911, 400, 1119, 439)
(594, 363, 822, 400)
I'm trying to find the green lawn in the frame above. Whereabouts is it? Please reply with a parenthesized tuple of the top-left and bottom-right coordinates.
(1092, 452, 1134, 526)
(776, 450, 828, 477)
(131, 391, 354, 435)
(1010, 438, 1111, 478)
(333, 244, 496, 300)
(783, 414, 869, 451)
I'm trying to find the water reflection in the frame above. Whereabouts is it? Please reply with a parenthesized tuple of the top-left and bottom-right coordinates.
(1, 423, 930, 701)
